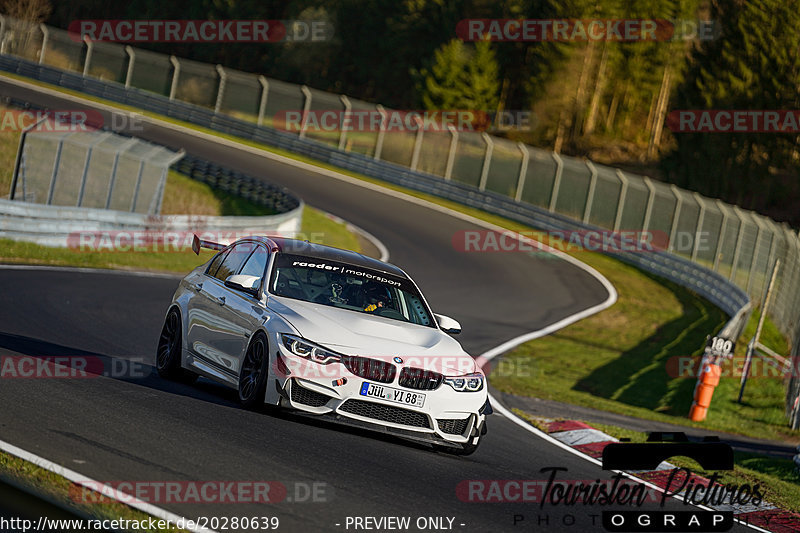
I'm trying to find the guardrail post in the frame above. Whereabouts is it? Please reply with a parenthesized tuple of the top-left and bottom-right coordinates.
(641, 177, 656, 232)
(583, 160, 598, 224)
(169, 56, 180, 100)
(257, 76, 269, 126)
(82, 35, 94, 76)
(45, 136, 66, 204)
(729, 206, 747, 283)
(746, 212, 764, 296)
(548, 152, 563, 212)
(478, 132, 493, 190)
(10, 115, 47, 200)
(130, 145, 161, 212)
(105, 138, 138, 209)
(613, 169, 628, 233)
(668, 185, 683, 253)
(760, 220, 780, 300)
(154, 149, 185, 214)
(444, 125, 458, 180)
(410, 117, 424, 171)
(124, 46, 135, 88)
(77, 132, 111, 207)
(38, 23, 47, 64)
(299, 85, 312, 139)
(339, 95, 351, 151)
(691, 193, 707, 262)
(713, 200, 730, 272)
(373, 105, 387, 160)
(214, 65, 226, 114)
(514, 142, 529, 201)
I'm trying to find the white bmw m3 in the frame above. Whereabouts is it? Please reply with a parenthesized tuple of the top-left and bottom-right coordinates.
(156, 235, 490, 454)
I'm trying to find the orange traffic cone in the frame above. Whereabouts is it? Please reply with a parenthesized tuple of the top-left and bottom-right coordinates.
(689, 361, 721, 422)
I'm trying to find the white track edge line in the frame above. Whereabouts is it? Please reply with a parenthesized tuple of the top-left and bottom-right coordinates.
(0, 438, 219, 533)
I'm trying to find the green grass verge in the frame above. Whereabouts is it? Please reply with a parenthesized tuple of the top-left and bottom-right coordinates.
(161, 170, 277, 216)
(0, 451, 187, 532)
(492, 249, 795, 442)
(4, 74, 794, 436)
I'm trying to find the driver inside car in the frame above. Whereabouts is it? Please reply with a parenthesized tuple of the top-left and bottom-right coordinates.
(363, 283, 392, 312)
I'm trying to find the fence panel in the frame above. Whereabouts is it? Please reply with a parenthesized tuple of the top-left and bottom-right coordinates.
(305, 88, 344, 147)
(716, 204, 741, 279)
(261, 77, 304, 130)
(174, 57, 217, 108)
(415, 128, 451, 178)
(732, 218, 758, 289)
(128, 48, 172, 96)
(86, 40, 127, 82)
(51, 132, 91, 205)
(450, 131, 486, 188)
(672, 190, 701, 259)
(484, 137, 523, 197)
(554, 156, 591, 220)
(218, 67, 262, 121)
(587, 166, 621, 230)
(517, 147, 556, 209)
(694, 198, 724, 267)
(618, 176, 649, 231)
(42, 26, 83, 72)
(344, 97, 380, 157)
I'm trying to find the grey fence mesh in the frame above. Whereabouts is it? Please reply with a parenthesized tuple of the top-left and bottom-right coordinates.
(13, 124, 182, 214)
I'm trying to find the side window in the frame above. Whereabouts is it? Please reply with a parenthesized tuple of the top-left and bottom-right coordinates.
(238, 246, 269, 286)
(213, 243, 254, 282)
(206, 248, 230, 277)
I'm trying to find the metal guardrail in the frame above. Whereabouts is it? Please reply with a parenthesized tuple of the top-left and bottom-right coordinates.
(173, 154, 301, 214)
(0, 197, 303, 248)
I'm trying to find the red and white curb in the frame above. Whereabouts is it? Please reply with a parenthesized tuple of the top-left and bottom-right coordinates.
(541, 419, 800, 533)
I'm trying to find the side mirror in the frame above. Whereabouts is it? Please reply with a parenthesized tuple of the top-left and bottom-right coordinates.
(225, 274, 261, 296)
(434, 313, 462, 335)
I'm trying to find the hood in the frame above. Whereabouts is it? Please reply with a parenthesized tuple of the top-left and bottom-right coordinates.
(268, 296, 476, 375)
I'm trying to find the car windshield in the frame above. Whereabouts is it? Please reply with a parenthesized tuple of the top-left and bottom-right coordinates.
(269, 253, 435, 327)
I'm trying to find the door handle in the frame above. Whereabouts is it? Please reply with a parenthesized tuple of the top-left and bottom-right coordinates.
(213, 295, 226, 305)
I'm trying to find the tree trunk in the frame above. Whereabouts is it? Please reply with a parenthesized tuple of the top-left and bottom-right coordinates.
(647, 65, 672, 160)
(584, 42, 608, 136)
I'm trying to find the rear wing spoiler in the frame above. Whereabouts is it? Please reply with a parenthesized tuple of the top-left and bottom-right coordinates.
(191, 234, 226, 255)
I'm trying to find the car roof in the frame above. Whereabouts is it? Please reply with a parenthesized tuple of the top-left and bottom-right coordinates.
(237, 236, 408, 278)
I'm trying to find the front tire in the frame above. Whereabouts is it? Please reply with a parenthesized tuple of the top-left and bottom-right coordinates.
(238, 333, 269, 408)
(156, 309, 197, 384)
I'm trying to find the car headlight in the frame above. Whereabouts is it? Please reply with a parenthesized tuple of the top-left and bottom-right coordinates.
(280, 334, 342, 365)
(444, 372, 484, 392)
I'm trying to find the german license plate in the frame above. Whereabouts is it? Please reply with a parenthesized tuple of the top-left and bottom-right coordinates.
(359, 382, 425, 408)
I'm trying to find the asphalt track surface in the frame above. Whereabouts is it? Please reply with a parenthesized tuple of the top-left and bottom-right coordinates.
(0, 79, 753, 532)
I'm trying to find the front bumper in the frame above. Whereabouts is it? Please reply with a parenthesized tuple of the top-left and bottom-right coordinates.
(274, 349, 487, 445)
